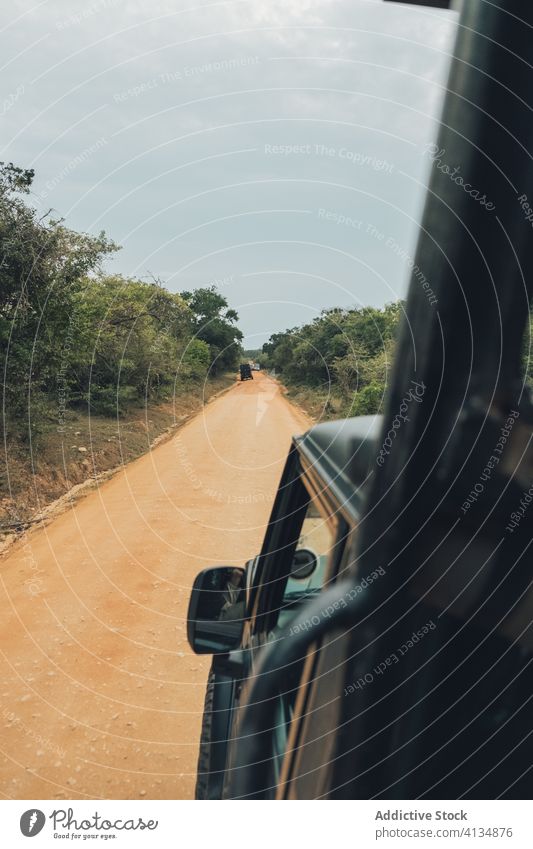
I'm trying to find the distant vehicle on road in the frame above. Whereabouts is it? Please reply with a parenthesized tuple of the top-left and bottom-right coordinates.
(252, 363, 261, 371)
(239, 364, 253, 381)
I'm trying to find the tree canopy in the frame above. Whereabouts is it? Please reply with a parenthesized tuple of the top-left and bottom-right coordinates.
(0, 162, 243, 437)
(181, 286, 243, 374)
(262, 303, 403, 416)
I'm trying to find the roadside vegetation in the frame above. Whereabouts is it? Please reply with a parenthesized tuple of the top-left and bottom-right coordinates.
(0, 162, 242, 529)
(263, 302, 533, 423)
(261, 303, 403, 420)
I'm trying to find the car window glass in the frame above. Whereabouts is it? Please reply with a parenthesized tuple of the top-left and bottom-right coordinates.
(271, 495, 337, 637)
(283, 497, 335, 597)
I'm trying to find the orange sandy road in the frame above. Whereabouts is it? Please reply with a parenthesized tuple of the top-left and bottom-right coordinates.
(0, 373, 310, 800)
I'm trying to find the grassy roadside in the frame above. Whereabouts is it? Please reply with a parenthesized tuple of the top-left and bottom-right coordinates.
(1, 375, 234, 534)
(282, 382, 353, 424)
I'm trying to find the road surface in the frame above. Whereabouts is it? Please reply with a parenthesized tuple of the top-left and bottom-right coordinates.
(0, 373, 310, 799)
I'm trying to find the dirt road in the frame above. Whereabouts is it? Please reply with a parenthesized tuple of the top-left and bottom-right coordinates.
(0, 373, 310, 800)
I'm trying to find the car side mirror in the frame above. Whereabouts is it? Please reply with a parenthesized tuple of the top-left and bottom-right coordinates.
(290, 547, 318, 580)
(187, 566, 246, 655)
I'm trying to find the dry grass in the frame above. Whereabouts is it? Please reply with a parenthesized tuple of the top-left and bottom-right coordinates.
(283, 383, 347, 424)
(0, 376, 234, 532)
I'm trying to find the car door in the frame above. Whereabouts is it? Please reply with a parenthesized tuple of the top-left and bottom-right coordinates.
(225, 448, 353, 796)
(274, 504, 387, 801)
(275, 543, 362, 799)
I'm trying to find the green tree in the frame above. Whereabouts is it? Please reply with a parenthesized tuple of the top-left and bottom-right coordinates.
(262, 302, 403, 416)
(0, 162, 117, 435)
(352, 381, 386, 415)
(67, 276, 194, 413)
(181, 286, 243, 374)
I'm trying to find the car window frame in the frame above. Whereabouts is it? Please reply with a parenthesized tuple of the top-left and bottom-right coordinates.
(251, 444, 351, 637)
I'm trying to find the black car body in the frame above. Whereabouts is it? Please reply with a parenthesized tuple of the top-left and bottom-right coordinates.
(239, 364, 253, 381)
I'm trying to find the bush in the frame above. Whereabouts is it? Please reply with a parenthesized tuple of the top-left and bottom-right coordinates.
(88, 385, 139, 417)
(351, 382, 386, 416)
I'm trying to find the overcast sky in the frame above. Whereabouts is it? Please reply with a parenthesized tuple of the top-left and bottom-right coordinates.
(2, 0, 457, 345)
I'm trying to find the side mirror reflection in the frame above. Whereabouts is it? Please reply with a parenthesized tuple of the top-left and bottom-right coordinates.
(187, 566, 246, 655)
